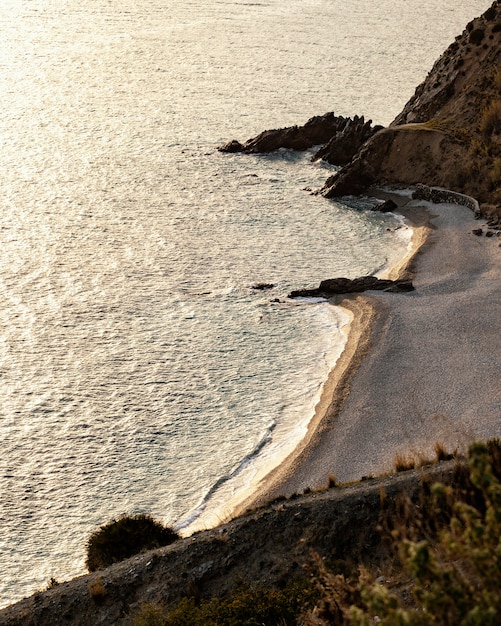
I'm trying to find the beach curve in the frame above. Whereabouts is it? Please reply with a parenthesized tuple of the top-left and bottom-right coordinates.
(236, 187, 501, 511)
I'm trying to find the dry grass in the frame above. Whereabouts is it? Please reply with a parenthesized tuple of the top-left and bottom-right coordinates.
(88, 577, 107, 603)
(489, 157, 501, 188)
(44, 577, 60, 591)
(493, 66, 501, 93)
(480, 100, 501, 136)
(394, 453, 416, 473)
(327, 474, 337, 488)
(434, 442, 455, 462)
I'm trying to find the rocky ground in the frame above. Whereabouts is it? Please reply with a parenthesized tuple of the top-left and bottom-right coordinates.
(0, 461, 459, 626)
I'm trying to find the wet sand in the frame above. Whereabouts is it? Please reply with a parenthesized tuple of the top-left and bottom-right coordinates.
(238, 190, 501, 510)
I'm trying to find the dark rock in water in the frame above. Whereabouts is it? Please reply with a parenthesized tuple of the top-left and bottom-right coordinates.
(218, 112, 342, 153)
(218, 139, 245, 153)
(472, 228, 483, 236)
(313, 116, 383, 166)
(319, 276, 414, 293)
(251, 283, 275, 290)
(372, 198, 398, 213)
(288, 276, 414, 298)
(218, 112, 380, 162)
(485, 230, 495, 237)
(288, 287, 323, 298)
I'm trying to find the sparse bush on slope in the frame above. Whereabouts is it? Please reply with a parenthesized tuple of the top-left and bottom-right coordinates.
(350, 440, 501, 625)
(127, 441, 501, 626)
(130, 583, 315, 626)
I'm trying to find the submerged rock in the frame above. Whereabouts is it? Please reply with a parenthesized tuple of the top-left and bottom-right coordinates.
(251, 283, 275, 290)
(372, 198, 398, 213)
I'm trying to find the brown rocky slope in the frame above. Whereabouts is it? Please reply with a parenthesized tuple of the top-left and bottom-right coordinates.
(323, 0, 501, 216)
(0, 462, 460, 626)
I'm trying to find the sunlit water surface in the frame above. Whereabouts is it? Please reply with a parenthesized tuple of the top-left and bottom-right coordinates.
(0, 0, 489, 608)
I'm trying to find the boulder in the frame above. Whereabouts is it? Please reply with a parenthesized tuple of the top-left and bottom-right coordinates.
(372, 198, 398, 213)
(218, 139, 245, 153)
(288, 276, 414, 298)
(251, 283, 275, 290)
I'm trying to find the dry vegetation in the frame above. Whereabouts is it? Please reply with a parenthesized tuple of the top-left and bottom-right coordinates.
(125, 440, 501, 626)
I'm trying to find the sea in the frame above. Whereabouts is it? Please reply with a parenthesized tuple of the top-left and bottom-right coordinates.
(0, 0, 490, 609)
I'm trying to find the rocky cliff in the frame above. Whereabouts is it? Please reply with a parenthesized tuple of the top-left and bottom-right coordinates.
(218, 112, 382, 166)
(323, 0, 501, 215)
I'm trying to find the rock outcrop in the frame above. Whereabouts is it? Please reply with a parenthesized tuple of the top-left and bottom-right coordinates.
(219, 3, 500, 215)
(218, 112, 381, 166)
(323, 1, 501, 213)
(288, 276, 414, 298)
(312, 116, 383, 165)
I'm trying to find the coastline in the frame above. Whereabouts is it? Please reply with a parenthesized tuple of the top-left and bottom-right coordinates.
(233, 189, 433, 514)
(234, 186, 500, 512)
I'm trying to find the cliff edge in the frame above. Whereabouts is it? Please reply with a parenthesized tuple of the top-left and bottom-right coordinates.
(323, 1, 501, 215)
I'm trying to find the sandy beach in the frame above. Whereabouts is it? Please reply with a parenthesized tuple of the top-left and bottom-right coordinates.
(241, 189, 501, 508)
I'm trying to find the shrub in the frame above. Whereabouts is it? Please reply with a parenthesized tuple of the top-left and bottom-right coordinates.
(480, 100, 501, 136)
(131, 602, 167, 626)
(88, 576, 107, 603)
(86, 514, 179, 572)
(130, 584, 315, 626)
(434, 441, 455, 462)
(469, 28, 485, 44)
(350, 440, 501, 625)
(393, 453, 415, 472)
(45, 577, 60, 590)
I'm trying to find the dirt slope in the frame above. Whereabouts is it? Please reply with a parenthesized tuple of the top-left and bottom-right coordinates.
(0, 463, 457, 626)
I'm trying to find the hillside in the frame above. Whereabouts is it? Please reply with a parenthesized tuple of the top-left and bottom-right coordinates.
(323, 1, 501, 215)
(0, 462, 460, 626)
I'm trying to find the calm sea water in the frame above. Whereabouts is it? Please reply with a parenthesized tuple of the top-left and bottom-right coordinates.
(0, 0, 489, 608)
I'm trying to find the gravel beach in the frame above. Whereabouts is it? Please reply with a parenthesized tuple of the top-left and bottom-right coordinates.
(240, 190, 501, 508)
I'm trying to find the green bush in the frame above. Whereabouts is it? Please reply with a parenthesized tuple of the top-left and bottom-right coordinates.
(350, 440, 501, 625)
(131, 584, 315, 626)
(86, 514, 179, 572)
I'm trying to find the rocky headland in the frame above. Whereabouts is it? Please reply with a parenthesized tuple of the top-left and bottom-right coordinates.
(221, 1, 501, 219)
(324, 2, 501, 217)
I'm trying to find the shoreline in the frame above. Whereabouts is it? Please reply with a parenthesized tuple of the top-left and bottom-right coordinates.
(232, 189, 433, 514)
(237, 186, 500, 505)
